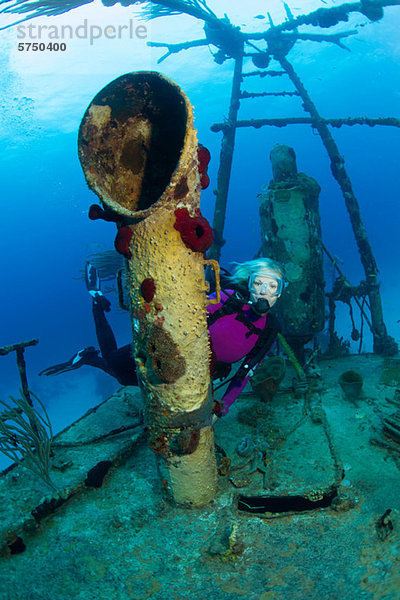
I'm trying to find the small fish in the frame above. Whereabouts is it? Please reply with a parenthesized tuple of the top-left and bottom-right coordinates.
(320, 0, 328, 3)
(254, 14, 265, 19)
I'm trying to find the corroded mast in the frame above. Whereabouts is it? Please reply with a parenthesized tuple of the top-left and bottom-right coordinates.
(275, 54, 396, 354)
(208, 51, 243, 260)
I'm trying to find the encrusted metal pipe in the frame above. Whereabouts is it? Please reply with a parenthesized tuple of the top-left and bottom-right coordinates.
(78, 72, 218, 507)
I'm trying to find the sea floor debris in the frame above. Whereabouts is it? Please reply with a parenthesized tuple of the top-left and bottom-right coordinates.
(1, 355, 400, 599)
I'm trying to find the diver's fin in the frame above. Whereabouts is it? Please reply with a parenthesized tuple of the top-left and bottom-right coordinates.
(85, 261, 100, 292)
(85, 261, 111, 311)
(39, 347, 99, 376)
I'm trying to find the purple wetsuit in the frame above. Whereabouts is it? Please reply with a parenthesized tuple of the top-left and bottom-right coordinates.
(207, 290, 279, 415)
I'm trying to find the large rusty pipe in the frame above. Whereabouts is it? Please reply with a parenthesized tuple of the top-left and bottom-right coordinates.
(78, 72, 218, 506)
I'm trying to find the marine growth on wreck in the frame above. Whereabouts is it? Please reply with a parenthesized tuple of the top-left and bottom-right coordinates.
(78, 71, 218, 507)
(1, 1, 400, 598)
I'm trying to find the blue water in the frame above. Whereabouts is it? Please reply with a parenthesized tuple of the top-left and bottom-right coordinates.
(0, 1, 399, 468)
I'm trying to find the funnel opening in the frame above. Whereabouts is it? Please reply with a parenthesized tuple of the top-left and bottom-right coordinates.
(79, 72, 188, 215)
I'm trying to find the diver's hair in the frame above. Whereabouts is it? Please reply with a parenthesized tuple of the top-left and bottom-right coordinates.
(226, 258, 285, 289)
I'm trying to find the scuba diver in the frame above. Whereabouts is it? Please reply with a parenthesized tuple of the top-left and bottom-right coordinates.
(207, 258, 285, 416)
(39, 263, 138, 387)
(39, 258, 286, 417)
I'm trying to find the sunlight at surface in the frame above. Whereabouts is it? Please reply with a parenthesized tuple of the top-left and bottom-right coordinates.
(0, 0, 350, 128)
(1, 0, 398, 132)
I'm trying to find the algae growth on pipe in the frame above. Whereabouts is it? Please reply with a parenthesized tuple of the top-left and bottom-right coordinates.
(78, 71, 218, 507)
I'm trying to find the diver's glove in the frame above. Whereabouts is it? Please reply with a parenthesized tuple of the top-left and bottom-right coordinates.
(39, 347, 99, 376)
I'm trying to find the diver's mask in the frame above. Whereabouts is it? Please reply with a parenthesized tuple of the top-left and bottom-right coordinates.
(248, 271, 286, 314)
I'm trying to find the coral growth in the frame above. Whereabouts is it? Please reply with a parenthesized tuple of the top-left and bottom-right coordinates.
(198, 144, 211, 189)
(90, 205, 132, 260)
(88, 203, 120, 223)
(361, 1, 384, 21)
(140, 278, 156, 303)
(308, 6, 349, 28)
(170, 428, 200, 456)
(147, 324, 186, 383)
(114, 226, 132, 259)
(200, 173, 210, 189)
(173, 207, 213, 253)
(197, 144, 210, 173)
(0, 393, 55, 490)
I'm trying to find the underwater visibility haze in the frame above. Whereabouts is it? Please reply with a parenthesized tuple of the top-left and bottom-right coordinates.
(0, 0, 400, 597)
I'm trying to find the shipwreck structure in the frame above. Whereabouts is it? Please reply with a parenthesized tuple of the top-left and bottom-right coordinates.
(144, 0, 399, 357)
(259, 144, 325, 360)
(0, 1, 398, 355)
(78, 71, 218, 507)
(2, 6, 400, 597)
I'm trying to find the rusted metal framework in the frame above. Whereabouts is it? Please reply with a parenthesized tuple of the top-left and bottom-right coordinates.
(1, 0, 398, 354)
(143, 0, 399, 355)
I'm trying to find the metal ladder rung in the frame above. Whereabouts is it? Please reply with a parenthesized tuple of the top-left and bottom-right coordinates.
(240, 90, 299, 99)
